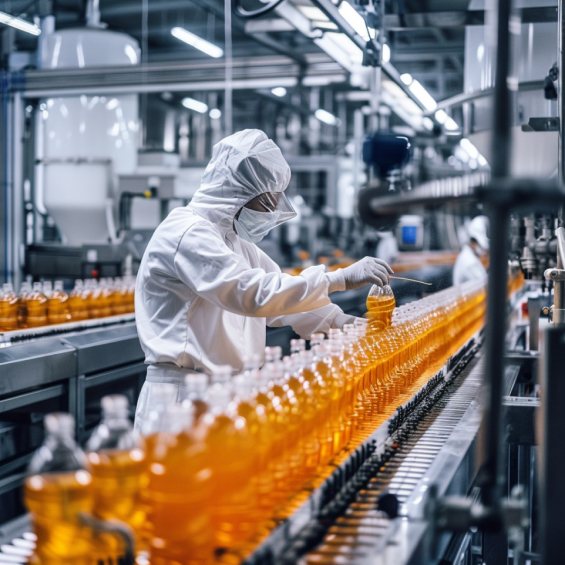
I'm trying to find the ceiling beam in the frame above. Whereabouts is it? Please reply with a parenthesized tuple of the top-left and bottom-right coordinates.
(384, 6, 557, 30)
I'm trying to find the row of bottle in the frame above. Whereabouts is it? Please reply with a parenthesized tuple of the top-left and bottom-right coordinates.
(0, 277, 135, 331)
(24, 281, 489, 564)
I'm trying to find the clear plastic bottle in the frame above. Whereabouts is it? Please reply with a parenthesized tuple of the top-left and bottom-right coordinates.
(17, 280, 32, 328)
(366, 284, 396, 330)
(68, 280, 89, 321)
(24, 413, 94, 564)
(97, 279, 113, 318)
(26, 282, 48, 328)
(146, 402, 214, 564)
(252, 363, 289, 512)
(47, 280, 70, 325)
(285, 353, 320, 482)
(86, 395, 146, 556)
(233, 374, 273, 532)
(203, 382, 256, 551)
(0, 282, 18, 331)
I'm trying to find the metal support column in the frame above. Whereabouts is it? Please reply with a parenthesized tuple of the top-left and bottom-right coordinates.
(538, 325, 565, 564)
(479, 0, 514, 509)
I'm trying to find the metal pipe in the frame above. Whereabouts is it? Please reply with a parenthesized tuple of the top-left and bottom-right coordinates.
(556, 226, 565, 268)
(480, 0, 514, 508)
(559, 0, 565, 226)
(553, 226, 565, 326)
(224, 0, 233, 136)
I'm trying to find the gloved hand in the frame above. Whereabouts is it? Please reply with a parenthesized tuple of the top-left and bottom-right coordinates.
(326, 257, 393, 293)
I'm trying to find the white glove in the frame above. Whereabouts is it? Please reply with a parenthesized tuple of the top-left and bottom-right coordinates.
(326, 257, 393, 293)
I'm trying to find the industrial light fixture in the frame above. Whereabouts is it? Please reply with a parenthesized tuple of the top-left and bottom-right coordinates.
(271, 87, 287, 97)
(0, 10, 41, 36)
(435, 109, 460, 131)
(338, 1, 370, 41)
(459, 138, 479, 160)
(171, 26, 223, 58)
(400, 73, 413, 85)
(182, 97, 208, 113)
(407, 79, 437, 112)
(209, 108, 222, 120)
(315, 109, 339, 126)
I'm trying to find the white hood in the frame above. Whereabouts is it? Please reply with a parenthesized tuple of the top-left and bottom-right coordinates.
(188, 129, 292, 233)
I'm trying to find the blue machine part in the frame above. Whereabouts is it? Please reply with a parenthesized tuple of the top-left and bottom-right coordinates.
(362, 133, 411, 178)
(401, 225, 418, 245)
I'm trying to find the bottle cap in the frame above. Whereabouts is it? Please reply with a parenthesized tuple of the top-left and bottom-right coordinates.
(242, 354, 262, 371)
(290, 339, 305, 353)
(310, 333, 325, 346)
(264, 346, 283, 362)
(206, 384, 232, 409)
(183, 373, 209, 395)
(210, 365, 232, 384)
(101, 394, 129, 417)
(45, 413, 75, 437)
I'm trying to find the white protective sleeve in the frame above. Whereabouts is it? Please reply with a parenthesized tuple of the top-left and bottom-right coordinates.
(173, 221, 333, 317)
(267, 304, 358, 339)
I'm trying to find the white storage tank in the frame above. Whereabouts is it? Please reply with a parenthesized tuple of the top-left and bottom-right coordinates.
(36, 28, 140, 245)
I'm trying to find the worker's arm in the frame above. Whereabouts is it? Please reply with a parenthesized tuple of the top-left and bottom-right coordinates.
(267, 304, 358, 339)
(173, 221, 333, 317)
(254, 246, 359, 337)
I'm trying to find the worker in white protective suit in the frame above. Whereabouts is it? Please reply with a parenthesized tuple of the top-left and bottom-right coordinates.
(133, 129, 393, 431)
(453, 215, 489, 286)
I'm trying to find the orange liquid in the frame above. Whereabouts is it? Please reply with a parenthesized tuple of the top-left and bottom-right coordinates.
(47, 291, 70, 325)
(147, 431, 214, 564)
(68, 290, 89, 321)
(0, 291, 18, 331)
(26, 291, 48, 328)
(24, 470, 94, 565)
(236, 398, 274, 531)
(87, 448, 147, 555)
(205, 412, 256, 552)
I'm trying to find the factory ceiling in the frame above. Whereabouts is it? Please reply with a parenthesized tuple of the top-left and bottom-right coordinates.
(0, 0, 557, 144)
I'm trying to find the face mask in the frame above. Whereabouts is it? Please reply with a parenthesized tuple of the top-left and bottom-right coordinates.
(234, 207, 281, 243)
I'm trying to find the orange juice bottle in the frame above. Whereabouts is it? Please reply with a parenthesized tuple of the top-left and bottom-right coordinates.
(97, 279, 113, 318)
(298, 349, 333, 467)
(24, 413, 95, 564)
(86, 395, 146, 557)
(312, 341, 346, 454)
(252, 363, 289, 513)
(146, 403, 214, 564)
(0, 282, 18, 331)
(17, 280, 32, 328)
(84, 279, 98, 318)
(68, 280, 89, 321)
(68, 279, 88, 321)
(285, 354, 320, 482)
(26, 282, 48, 328)
(233, 374, 274, 532)
(203, 381, 257, 553)
(47, 280, 70, 325)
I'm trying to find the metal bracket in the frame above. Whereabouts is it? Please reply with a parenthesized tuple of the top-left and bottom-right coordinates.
(431, 485, 529, 534)
(544, 267, 565, 282)
(521, 117, 559, 132)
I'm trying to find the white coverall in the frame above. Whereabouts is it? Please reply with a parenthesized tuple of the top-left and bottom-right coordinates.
(134, 129, 357, 429)
(452, 244, 487, 286)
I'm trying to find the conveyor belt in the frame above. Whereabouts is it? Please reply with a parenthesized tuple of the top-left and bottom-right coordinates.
(295, 355, 484, 564)
(0, 336, 485, 565)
